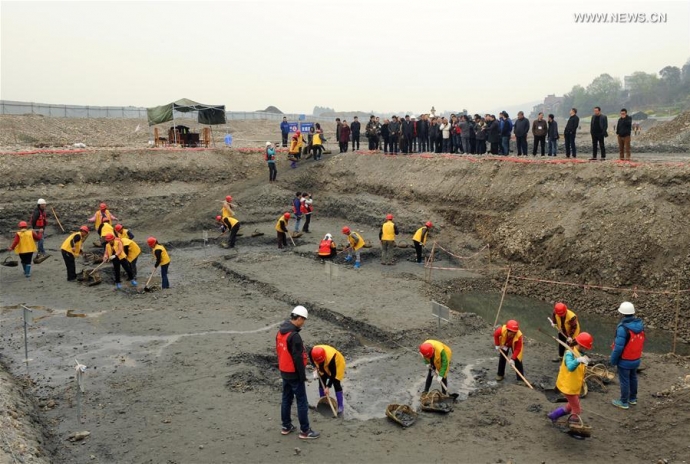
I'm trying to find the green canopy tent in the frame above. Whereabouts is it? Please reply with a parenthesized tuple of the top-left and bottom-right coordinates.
(147, 98, 226, 145)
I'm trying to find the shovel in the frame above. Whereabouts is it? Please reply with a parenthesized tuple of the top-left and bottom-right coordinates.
(89, 259, 108, 276)
(288, 233, 296, 247)
(143, 268, 157, 292)
(314, 368, 338, 418)
(498, 349, 533, 389)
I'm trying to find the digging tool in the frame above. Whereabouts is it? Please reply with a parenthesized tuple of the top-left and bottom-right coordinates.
(288, 233, 296, 247)
(498, 349, 533, 389)
(143, 268, 157, 291)
(88, 259, 108, 276)
(50, 206, 65, 233)
(313, 368, 338, 418)
(492, 267, 512, 328)
(547, 317, 571, 341)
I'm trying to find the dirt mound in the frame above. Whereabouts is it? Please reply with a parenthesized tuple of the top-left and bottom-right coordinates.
(638, 111, 690, 145)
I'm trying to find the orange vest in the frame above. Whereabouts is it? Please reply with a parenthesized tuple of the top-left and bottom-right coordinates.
(276, 331, 306, 373)
(318, 239, 334, 256)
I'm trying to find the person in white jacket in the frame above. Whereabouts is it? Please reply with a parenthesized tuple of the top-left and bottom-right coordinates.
(439, 117, 451, 153)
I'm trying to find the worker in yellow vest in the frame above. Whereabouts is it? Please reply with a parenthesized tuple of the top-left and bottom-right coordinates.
(550, 302, 581, 362)
(275, 212, 290, 249)
(547, 333, 593, 423)
(7, 221, 42, 278)
(219, 199, 241, 249)
(419, 340, 452, 394)
(88, 202, 118, 235)
(120, 236, 141, 285)
(379, 214, 399, 265)
(147, 237, 171, 289)
(99, 221, 115, 247)
(60, 225, 90, 281)
(493, 319, 524, 382)
(412, 221, 433, 264)
(310, 345, 346, 415)
(103, 233, 134, 290)
(342, 226, 365, 269)
(288, 131, 303, 168)
(114, 223, 135, 240)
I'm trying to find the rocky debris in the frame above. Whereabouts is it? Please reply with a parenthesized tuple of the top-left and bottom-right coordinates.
(638, 111, 690, 146)
(67, 431, 90, 442)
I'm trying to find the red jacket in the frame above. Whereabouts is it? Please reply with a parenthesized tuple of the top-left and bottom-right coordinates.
(339, 125, 351, 144)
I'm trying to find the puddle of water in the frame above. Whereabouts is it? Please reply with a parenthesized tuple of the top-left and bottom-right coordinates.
(308, 351, 486, 421)
(449, 292, 690, 356)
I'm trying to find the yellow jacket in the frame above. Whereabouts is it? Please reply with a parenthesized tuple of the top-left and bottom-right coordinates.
(14, 230, 37, 254)
(100, 222, 114, 238)
(223, 216, 239, 227)
(380, 221, 396, 241)
(422, 339, 452, 377)
(61, 232, 85, 257)
(95, 209, 113, 230)
(105, 237, 127, 260)
(275, 216, 289, 232)
(120, 237, 141, 262)
(153, 244, 170, 266)
(413, 226, 429, 245)
(313, 345, 346, 381)
(289, 136, 303, 154)
(554, 309, 581, 338)
(313, 133, 322, 146)
(556, 347, 585, 395)
(348, 232, 365, 251)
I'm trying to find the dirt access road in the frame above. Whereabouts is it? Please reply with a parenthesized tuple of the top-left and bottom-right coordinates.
(1, 147, 690, 463)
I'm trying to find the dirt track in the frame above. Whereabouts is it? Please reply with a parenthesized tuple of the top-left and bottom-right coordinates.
(2, 146, 690, 463)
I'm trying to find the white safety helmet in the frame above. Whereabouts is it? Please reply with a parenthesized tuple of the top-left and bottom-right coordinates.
(291, 305, 308, 319)
(266, 141, 272, 146)
(618, 301, 635, 315)
(325, 233, 333, 240)
(37, 198, 47, 205)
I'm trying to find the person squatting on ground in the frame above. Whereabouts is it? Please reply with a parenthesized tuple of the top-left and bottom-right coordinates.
(60, 225, 90, 281)
(342, 226, 364, 269)
(147, 236, 171, 289)
(547, 332, 594, 423)
(610, 301, 645, 409)
(275, 212, 291, 249)
(8, 221, 41, 278)
(103, 233, 134, 289)
(266, 142, 277, 182)
(300, 193, 313, 233)
(310, 345, 346, 415)
(277, 306, 320, 439)
(412, 222, 432, 264)
(494, 319, 525, 381)
(220, 195, 241, 248)
(379, 214, 399, 265)
(31, 198, 49, 258)
(590, 106, 608, 160)
(292, 192, 302, 233)
(616, 108, 633, 161)
(317, 233, 337, 260)
(550, 302, 580, 362)
(88, 202, 118, 236)
(419, 340, 452, 394)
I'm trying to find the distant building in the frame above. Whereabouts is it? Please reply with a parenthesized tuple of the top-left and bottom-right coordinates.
(531, 94, 564, 118)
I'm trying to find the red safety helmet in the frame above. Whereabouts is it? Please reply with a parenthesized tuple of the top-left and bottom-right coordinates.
(104, 233, 115, 242)
(554, 302, 567, 316)
(283, 212, 291, 220)
(506, 320, 519, 332)
(114, 224, 123, 232)
(80, 225, 90, 233)
(386, 214, 394, 220)
(419, 343, 434, 359)
(342, 226, 351, 235)
(295, 131, 301, 136)
(147, 236, 157, 247)
(575, 332, 593, 350)
(216, 215, 222, 221)
(311, 346, 326, 363)
(225, 195, 232, 202)
(425, 221, 433, 228)
(99, 202, 107, 210)
(18, 221, 28, 228)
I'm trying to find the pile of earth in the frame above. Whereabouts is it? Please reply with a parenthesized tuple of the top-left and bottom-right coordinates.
(638, 111, 690, 146)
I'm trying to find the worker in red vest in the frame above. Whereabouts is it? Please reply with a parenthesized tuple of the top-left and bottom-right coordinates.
(493, 319, 524, 382)
(276, 306, 319, 439)
(31, 198, 49, 258)
(317, 233, 337, 260)
(610, 302, 645, 409)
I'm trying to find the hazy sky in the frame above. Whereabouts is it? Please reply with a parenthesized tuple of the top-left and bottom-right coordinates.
(2, 0, 689, 114)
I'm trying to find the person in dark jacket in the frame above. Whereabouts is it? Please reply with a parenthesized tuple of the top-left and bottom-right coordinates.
(280, 117, 290, 147)
(513, 111, 530, 156)
(564, 108, 580, 158)
(531, 112, 548, 156)
(547, 114, 559, 156)
(381, 119, 390, 153)
(616, 108, 633, 161)
(365, 115, 380, 150)
(418, 115, 429, 152)
(429, 118, 441, 154)
(401, 115, 414, 154)
(31, 198, 49, 257)
(590, 106, 608, 160)
(339, 120, 351, 153)
(351, 116, 361, 151)
(459, 115, 471, 155)
(610, 302, 645, 410)
(277, 306, 319, 439)
(499, 111, 512, 155)
(486, 115, 500, 155)
(474, 116, 487, 155)
(388, 116, 401, 154)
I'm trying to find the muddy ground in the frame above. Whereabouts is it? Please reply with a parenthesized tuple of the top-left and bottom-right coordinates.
(1, 146, 690, 463)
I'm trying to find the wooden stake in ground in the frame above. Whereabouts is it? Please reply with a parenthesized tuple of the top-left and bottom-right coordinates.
(498, 348, 533, 389)
(50, 206, 65, 233)
(493, 267, 512, 328)
(425, 241, 437, 283)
